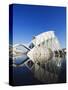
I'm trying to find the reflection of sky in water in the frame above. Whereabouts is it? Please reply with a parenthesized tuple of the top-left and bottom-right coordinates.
(13, 65, 41, 85)
(12, 56, 66, 85)
(13, 55, 28, 64)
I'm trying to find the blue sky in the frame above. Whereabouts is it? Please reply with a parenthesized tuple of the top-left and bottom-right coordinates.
(12, 4, 66, 48)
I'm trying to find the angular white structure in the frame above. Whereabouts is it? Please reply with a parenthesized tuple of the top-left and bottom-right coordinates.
(27, 44, 53, 64)
(27, 31, 62, 82)
(27, 31, 61, 64)
(32, 31, 61, 51)
(10, 44, 29, 61)
(10, 31, 65, 83)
